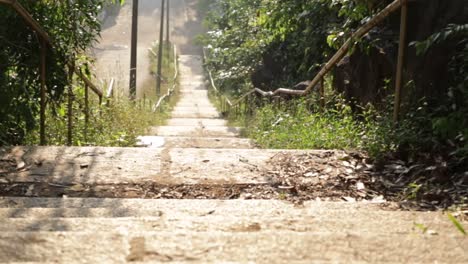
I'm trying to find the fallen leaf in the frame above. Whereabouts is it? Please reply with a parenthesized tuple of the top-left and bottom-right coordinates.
(342, 196, 356, 202)
(25, 185, 34, 196)
(16, 161, 26, 170)
(304, 172, 319, 177)
(342, 161, 352, 168)
(356, 181, 365, 190)
(371, 195, 386, 203)
(69, 184, 85, 192)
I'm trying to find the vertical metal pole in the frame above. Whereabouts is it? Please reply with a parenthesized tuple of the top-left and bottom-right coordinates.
(129, 0, 139, 99)
(156, 0, 166, 97)
(67, 65, 74, 146)
(166, 0, 170, 44)
(393, 0, 408, 123)
(320, 76, 325, 109)
(84, 84, 89, 143)
(244, 96, 248, 116)
(39, 40, 47, 146)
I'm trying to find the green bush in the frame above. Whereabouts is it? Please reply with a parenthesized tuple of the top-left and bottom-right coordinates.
(248, 94, 396, 158)
(24, 91, 163, 147)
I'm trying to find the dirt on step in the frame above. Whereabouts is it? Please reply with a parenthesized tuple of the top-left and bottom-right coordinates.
(1, 150, 466, 211)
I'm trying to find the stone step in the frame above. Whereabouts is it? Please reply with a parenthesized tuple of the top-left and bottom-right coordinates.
(0, 214, 456, 234)
(2, 214, 452, 233)
(0, 231, 465, 263)
(179, 83, 205, 90)
(0, 198, 458, 229)
(2, 147, 331, 185)
(0, 202, 456, 233)
(179, 75, 204, 81)
(172, 106, 219, 113)
(148, 126, 241, 137)
(179, 89, 208, 94)
(175, 101, 214, 107)
(171, 111, 221, 118)
(178, 80, 205, 85)
(136, 136, 253, 149)
(175, 102, 216, 108)
(0, 197, 373, 209)
(166, 118, 227, 127)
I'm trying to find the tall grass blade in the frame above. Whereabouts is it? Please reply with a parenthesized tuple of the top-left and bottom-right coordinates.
(447, 213, 466, 235)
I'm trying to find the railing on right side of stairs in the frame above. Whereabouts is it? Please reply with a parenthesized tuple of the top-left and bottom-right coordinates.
(203, 0, 411, 122)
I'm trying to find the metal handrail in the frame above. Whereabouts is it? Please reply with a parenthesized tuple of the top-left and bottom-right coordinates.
(1, 0, 107, 145)
(106, 78, 115, 99)
(203, 48, 317, 117)
(152, 43, 178, 112)
(202, 48, 236, 114)
(0, 0, 104, 100)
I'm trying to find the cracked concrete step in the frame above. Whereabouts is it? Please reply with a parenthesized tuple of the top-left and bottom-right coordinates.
(174, 103, 217, 108)
(136, 136, 254, 148)
(172, 106, 219, 113)
(179, 83, 205, 90)
(175, 103, 217, 108)
(166, 118, 227, 126)
(176, 98, 213, 103)
(0, 203, 458, 234)
(149, 126, 241, 137)
(3, 147, 332, 185)
(171, 111, 221, 118)
(0, 197, 394, 209)
(0, 231, 466, 263)
(0, 198, 461, 233)
(176, 99, 212, 104)
(179, 80, 205, 85)
(0, 214, 456, 234)
(179, 90, 209, 95)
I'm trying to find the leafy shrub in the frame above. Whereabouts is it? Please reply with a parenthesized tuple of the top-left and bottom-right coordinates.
(24, 90, 163, 147)
(0, 0, 124, 145)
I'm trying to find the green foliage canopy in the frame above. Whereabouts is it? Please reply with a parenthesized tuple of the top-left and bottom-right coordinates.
(202, 0, 380, 93)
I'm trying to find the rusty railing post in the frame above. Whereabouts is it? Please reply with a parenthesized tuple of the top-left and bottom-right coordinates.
(39, 40, 47, 145)
(166, 0, 170, 44)
(393, 0, 408, 123)
(320, 76, 325, 109)
(156, 0, 166, 97)
(129, 0, 138, 99)
(84, 84, 89, 143)
(67, 65, 74, 146)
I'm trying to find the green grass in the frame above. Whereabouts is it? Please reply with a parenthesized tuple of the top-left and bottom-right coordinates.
(25, 92, 164, 147)
(447, 213, 467, 236)
(238, 93, 398, 160)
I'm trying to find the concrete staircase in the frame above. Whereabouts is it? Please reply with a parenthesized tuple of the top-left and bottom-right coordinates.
(0, 198, 466, 263)
(137, 55, 248, 148)
(0, 55, 467, 263)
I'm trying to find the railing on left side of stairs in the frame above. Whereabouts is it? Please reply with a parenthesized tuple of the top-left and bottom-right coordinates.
(1, 0, 106, 145)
